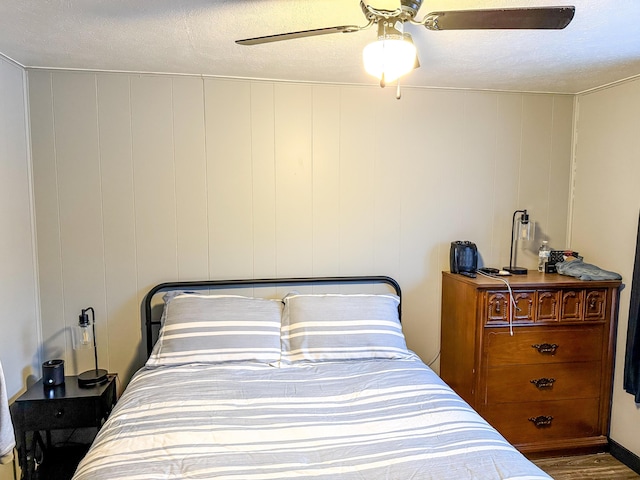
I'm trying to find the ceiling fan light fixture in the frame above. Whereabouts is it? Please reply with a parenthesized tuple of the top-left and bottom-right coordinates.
(362, 33, 417, 84)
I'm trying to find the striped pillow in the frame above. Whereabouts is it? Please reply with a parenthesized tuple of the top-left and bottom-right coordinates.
(146, 294, 282, 366)
(281, 294, 409, 363)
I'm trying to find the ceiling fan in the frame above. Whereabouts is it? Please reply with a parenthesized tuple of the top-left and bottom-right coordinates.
(236, 1, 575, 97)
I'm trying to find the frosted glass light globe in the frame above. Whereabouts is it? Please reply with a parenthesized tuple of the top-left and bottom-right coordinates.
(363, 36, 417, 83)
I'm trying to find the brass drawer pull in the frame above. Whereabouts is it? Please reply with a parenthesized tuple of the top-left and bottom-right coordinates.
(530, 377, 556, 389)
(528, 415, 553, 427)
(532, 343, 558, 354)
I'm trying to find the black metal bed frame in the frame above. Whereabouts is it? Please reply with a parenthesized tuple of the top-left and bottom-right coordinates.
(143, 276, 402, 357)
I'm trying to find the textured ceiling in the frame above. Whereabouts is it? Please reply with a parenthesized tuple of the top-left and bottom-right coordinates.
(0, 0, 639, 94)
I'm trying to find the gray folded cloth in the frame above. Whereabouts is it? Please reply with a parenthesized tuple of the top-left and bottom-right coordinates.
(556, 258, 622, 281)
(0, 361, 15, 464)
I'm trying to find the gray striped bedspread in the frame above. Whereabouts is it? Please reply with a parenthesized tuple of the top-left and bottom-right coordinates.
(73, 356, 551, 479)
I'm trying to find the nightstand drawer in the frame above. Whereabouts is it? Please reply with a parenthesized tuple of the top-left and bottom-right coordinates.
(484, 362, 601, 404)
(485, 326, 603, 366)
(20, 397, 102, 430)
(481, 397, 600, 445)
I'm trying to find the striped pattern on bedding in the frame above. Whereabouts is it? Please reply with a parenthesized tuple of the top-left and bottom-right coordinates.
(146, 294, 282, 366)
(281, 294, 410, 363)
(73, 357, 551, 480)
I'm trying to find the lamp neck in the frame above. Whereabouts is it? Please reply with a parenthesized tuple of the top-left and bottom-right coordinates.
(509, 209, 528, 269)
(80, 306, 99, 373)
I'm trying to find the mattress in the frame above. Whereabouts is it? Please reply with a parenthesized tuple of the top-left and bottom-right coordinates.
(73, 356, 551, 480)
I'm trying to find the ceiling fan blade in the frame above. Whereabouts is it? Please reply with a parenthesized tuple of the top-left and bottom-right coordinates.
(424, 7, 575, 31)
(236, 25, 362, 46)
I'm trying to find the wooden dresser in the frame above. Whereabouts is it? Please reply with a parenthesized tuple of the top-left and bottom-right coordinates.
(440, 271, 621, 457)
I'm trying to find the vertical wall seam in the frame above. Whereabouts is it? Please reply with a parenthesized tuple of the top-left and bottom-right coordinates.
(22, 68, 45, 370)
(170, 79, 179, 280)
(94, 73, 111, 369)
(273, 83, 277, 279)
(517, 95, 524, 207)
(201, 76, 211, 280)
(310, 86, 315, 277)
(396, 88, 404, 282)
(273, 83, 278, 278)
(514, 94, 525, 266)
(337, 87, 342, 277)
(491, 95, 499, 265)
(249, 82, 255, 281)
(567, 94, 579, 247)
(201, 77, 210, 280)
(128, 75, 142, 365)
(547, 96, 555, 231)
(371, 95, 376, 276)
(50, 73, 68, 362)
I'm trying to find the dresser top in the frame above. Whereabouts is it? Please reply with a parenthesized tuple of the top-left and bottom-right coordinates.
(443, 271, 622, 289)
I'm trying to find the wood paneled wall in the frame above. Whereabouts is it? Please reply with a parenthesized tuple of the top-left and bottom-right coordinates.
(0, 55, 40, 480)
(573, 77, 640, 459)
(27, 70, 574, 384)
(0, 57, 40, 395)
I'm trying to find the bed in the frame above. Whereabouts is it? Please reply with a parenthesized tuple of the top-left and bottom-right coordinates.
(72, 276, 551, 480)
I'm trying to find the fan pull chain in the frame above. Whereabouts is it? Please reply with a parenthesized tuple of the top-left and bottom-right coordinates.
(396, 80, 401, 100)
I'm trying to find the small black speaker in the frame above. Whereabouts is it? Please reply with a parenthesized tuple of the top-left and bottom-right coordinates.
(43, 359, 65, 387)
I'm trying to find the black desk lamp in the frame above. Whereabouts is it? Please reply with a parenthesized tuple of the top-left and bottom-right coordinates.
(72, 307, 108, 387)
(504, 209, 531, 275)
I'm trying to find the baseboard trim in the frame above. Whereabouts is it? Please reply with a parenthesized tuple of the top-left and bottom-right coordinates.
(609, 438, 640, 475)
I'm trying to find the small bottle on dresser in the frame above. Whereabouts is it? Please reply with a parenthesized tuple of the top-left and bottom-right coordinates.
(538, 240, 551, 272)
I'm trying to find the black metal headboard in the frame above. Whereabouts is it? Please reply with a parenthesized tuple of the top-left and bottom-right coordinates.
(143, 276, 401, 357)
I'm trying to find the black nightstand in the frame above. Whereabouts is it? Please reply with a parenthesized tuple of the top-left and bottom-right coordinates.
(10, 374, 117, 480)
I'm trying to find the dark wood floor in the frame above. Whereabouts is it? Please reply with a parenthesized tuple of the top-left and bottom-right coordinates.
(533, 453, 640, 479)
(22, 449, 640, 480)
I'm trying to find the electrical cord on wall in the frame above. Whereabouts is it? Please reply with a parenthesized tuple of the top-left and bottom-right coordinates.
(475, 270, 518, 336)
(426, 350, 440, 367)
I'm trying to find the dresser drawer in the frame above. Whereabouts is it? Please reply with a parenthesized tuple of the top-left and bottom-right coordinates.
(484, 326, 604, 366)
(485, 290, 536, 324)
(484, 362, 601, 404)
(559, 288, 607, 321)
(484, 288, 609, 325)
(584, 289, 607, 321)
(481, 397, 600, 445)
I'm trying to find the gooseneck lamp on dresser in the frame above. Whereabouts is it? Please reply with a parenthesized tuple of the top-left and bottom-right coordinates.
(504, 209, 531, 275)
(72, 306, 108, 387)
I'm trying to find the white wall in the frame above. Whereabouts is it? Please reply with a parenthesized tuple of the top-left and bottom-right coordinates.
(26, 70, 576, 385)
(8, 52, 640, 466)
(572, 77, 640, 457)
(27, 70, 574, 386)
(0, 56, 40, 480)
